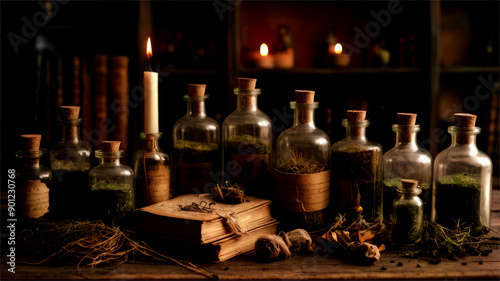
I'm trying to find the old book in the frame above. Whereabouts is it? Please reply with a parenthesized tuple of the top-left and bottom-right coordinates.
(109, 56, 129, 152)
(133, 193, 273, 244)
(145, 220, 278, 263)
(92, 54, 109, 143)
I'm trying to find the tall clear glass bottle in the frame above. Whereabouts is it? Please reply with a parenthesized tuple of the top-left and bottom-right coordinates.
(391, 179, 423, 248)
(16, 134, 52, 221)
(173, 84, 220, 195)
(133, 133, 170, 207)
(433, 113, 492, 234)
(331, 110, 383, 222)
(89, 141, 134, 227)
(274, 90, 330, 230)
(382, 113, 432, 222)
(49, 106, 91, 220)
(222, 78, 272, 198)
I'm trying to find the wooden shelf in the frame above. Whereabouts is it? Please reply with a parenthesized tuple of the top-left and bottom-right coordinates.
(238, 67, 424, 75)
(440, 66, 500, 74)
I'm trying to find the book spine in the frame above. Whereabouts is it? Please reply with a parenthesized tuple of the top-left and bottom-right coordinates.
(81, 57, 93, 146)
(72, 56, 81, 106)
(109, 56, 130, 152)
(92, 54, 109, 145)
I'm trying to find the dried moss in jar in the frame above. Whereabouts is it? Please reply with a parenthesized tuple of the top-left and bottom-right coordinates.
(89, 141, 134, 227)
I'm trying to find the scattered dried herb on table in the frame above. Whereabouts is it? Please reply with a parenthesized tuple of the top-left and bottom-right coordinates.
(17, 220, 217, 279)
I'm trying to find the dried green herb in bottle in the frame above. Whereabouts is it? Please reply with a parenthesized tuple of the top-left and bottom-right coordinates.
(391, 179, 423, 248)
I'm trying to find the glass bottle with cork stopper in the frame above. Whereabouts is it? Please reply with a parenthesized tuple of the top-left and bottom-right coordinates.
(433, 113, 492, 234)
(49, 106, 92, 220)
(15, 134, 51, 221)
(391, 179, 424, 248)
(173, 84, 220, 195)
(89, 141, 134, 226)
(274, 90, 331, 230)
(382, 113, 432, 222)
(222, 78, 272, 198)
(330, 110, 383, 222)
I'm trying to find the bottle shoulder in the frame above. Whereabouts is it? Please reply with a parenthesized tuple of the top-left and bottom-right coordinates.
(435, 146, 492, 168)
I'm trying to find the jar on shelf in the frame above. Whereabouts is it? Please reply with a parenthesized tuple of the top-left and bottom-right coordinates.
(222, 78, 272, 198)
(89, 141, 134, 226)
(173, 84, 220, 195)
(15, 134, 51, 221)
(382, 113, 432, 222)
(433, 113, 492, 234)
(391, 179, 423, 248)
(331, 110, 383, 222)
(274, 90, 330, 230)
(49, 106, 91, 220)
(133, 132, 170, 208)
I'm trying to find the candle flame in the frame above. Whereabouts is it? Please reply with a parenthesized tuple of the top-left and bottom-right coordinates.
(260, 43, 269, 56)
(334, 43, 343, 55)
(147, 37, 153, 59)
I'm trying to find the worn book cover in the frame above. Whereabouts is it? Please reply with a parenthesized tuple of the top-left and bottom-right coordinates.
(133, 193, 273, 243)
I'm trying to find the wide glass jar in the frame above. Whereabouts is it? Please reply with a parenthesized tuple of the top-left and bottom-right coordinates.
(173, 84, 220, 195)
(274, 90, 330, 230)
(433, 113, 492, 234)
(16, 134, 52, 221)
(391, 179, 423, 248)
(133, 132, 170, 208)
(382, 113, 432, 222)
(222, 78, 272, 198)
(89, 141, 135, 227)
(331, 110, 383, 222)
(49, 106, 91, 220)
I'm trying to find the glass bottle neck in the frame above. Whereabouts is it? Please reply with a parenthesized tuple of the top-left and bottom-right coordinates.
(237, 94, 258, 111)
(24, 158, 40, 167)
(292, 103, 317, 128)
(449, 126, 480, 147)
(343, 119, 369, 140)
(99, 158, 121, 165)
(141, 133, 162, 153)
(17, 150, 45, 168)
(60, 119, 83, 143)
(393, 125, 420, 149)
(187, 100, 206, 117)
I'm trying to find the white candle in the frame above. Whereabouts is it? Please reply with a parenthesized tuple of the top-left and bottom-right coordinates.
(144, 71, 158, 134)
(144, 37, 159, 134)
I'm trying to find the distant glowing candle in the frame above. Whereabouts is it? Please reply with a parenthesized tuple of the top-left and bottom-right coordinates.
(333, 43, 351, 67)
(257, 43, 274, 69)
(144, 37, 159, 134)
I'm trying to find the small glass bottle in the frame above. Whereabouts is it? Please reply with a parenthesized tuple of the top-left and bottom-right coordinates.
(391, 179, 423, 248)
(49, 106, 92, 220)
(274, 90, 330, 230)
(433, 113, 492, 234)
(133, 133, 170, 207)
(222, 78, 272, 198)
(173, 84, 221, 195)
(382, 113, 432, 222)
(89, 141, 135, 226)
(16, 134, 51, 221)
(331, 110, 383, 222)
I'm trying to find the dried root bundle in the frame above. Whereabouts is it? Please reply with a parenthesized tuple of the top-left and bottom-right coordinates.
(209, 182, 246, 204)
(254, 229, 312, 261)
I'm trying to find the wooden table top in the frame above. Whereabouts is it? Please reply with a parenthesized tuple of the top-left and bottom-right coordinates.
(2, 190, 499, 280)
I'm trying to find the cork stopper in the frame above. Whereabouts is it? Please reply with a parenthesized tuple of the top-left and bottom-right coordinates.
(397, 113, 417, 126)
(401, 179, 418, 189)
(295, 90, 315, 103)
(187, 84, 206, 96)
(59, 106, 80, 120)
(454, 113, 477, 128)
(100, 141, 121, 152)
(347, 110, 366, 122)
(20, 134, 42, 152)
(237, 78, 256, 90)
